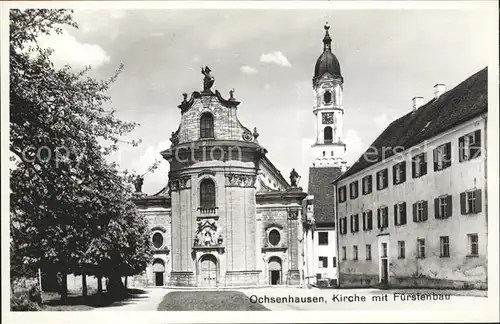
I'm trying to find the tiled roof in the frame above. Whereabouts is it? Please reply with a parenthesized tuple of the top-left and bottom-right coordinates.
(308, 167, 344, 224)
(335, 67, 488, 183)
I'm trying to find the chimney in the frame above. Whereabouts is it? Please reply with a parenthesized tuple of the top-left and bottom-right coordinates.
(412, 96, 424, 111)
(434, 84, 446, 99)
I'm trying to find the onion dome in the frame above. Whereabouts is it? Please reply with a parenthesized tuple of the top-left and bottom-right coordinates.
(313, 23, 342, 82)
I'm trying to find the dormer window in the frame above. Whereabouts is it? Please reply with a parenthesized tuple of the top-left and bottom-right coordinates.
(323, 91, 332, 104)
(200, 113, 214, 139)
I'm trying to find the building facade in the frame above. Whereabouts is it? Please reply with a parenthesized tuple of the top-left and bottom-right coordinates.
(303, 23, 346, 287)
(132, 69, 306, 287)
(334, 67, 488, 289)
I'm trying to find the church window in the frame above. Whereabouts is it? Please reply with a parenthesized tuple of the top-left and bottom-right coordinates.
(269, 229, 281, 246)
(323, 151, 326, 157)
(324, 91, 332, 104)
(200, 113, 214, 139)
(331, 151, 334, 157)
(152, 232, 164, 249)
(200, 179, 216, 208)
(324, 126, 333, 143)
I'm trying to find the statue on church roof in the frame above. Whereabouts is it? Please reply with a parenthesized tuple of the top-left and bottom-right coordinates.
(229, 88, 235, 100)
(290, 168, 300, 188)
(253, 127, 259, 142)
(134, 175, 144, 193)
(201, 66, 215, 93)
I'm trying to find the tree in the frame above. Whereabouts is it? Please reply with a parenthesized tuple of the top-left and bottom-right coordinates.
(10, 9, 151, 303)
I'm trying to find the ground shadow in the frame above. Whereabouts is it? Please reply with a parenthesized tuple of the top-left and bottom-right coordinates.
(157, 291, 269, 311)
(43, 288, 149, 309)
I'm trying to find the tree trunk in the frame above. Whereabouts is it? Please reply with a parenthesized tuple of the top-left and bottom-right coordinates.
(60, 272, 68, 304)
(82, 274, 87, 297)
(107, 275, 126, 301)
(124, 276, 128, 288)
(97, 276, 103, 294)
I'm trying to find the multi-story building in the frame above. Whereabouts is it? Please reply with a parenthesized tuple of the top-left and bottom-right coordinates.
(334, 67, 488, 289)
(303, 23, 347, 287)
(132, 68, 307, 287)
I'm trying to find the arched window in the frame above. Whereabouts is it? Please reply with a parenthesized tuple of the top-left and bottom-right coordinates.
(200, 113, 214, 139)
(324, 91, 332, 104)
(200, 179, 216, 208)
(323, 151, 326, 157)
(331, 151, 334, 157)
(324, 126, 333, 143)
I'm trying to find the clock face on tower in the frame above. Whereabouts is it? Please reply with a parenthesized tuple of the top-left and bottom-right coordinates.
(322, 112, 334, 125)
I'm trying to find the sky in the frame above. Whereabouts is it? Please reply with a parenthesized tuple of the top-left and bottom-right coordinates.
(36, 6, 495, 194)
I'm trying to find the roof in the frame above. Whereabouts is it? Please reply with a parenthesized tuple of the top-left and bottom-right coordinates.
(335, 67, 488, 183)
(313, 24, 342, 81)
(308, 167, 344, 224)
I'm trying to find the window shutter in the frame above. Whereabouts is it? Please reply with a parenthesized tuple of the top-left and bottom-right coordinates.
(421, 153, 427, 176)
(458, 136, 465, 162)
(394, 204, 398, 226)
(402, 202, 407, 224)
(412, 203, 417, 222)
(392, 165, 397, 185)
(460, 192, 467, 215)
(433, 148, 439, 171)
(383, 170, 388, 188)
(474, 189, 482, 213)
(445, 142, 452, 168)
(401, 162, 406, 182)
(369, 211, 373, 230)
(473, 130, 481, 158)
(369, 176, 373, 193)
(446, 195, 452, 218)
(423, 201, 428, 221)
(384, 207, 389, 227)
(412, 160, 416, 178)
(377, 209, 381, 229)
(434, 198, 440, 218)
(350, 215, 353, 233)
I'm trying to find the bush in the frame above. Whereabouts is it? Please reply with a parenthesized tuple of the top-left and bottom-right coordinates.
(11, 277, 42, 311)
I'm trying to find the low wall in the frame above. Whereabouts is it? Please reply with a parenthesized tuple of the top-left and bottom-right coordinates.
(169, 271, 196, 287)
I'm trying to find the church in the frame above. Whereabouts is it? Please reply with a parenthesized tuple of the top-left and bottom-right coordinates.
(132, 68, 307, 287)
(131, 23, 347, 288)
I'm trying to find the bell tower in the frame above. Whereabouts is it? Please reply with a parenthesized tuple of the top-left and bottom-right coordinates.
(311, 23, 347, 170)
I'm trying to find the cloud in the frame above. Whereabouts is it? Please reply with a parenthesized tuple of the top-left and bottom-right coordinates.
(260, 51, 292, 67)
(344, 129, 365, 165)
(373, 114, 399, 130)
(240, 65, 258, 74)
(38, 30, 110, 69)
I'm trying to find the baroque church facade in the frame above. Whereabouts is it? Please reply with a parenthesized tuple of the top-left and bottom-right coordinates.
(132, 69, 307, 287)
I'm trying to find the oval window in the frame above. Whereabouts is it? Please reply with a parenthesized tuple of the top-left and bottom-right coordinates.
(152, 232, 164, 249)
(269, 229, 281, 246)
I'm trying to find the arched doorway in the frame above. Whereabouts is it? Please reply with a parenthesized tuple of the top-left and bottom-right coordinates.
(199, 254, 217, 287)
(152, 259, 165, 286)
(268, 257, 282, 285)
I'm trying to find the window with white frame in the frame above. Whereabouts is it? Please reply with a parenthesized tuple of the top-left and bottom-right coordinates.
(381, 242, 388, 258)
(353, 245, 358, 260)
(362, 175, 372, 195)
(413, 201, 428, 222)
(459, 130, 481, 162)
(461, 189, 482, 214)
(440, 236, 450, 257)
(366, 244, 372, 260)
(362, 210, 373, 231)
(377, 207, 389, 229)
(393, 161, 406, 185)
(435, 195, 452, 219)
(342, 246, 347, 260)
(434, 142, 452, 171)
(398, 241, 405, 259)
(468, 234, 479, 256)
(412, 153, 427, 178)
(417, 239, 426, 258)
(394, 202, 407, 226)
